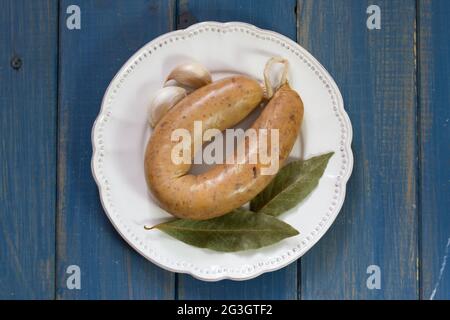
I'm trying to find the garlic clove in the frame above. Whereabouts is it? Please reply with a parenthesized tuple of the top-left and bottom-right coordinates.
(149, 86, 187, 127)
(165, 62, 212, 89)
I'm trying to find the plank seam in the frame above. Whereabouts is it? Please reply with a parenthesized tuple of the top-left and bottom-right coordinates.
(415, 0, 423, 301)
(295, 0, 301, 301)
(55, 0, 62, 301)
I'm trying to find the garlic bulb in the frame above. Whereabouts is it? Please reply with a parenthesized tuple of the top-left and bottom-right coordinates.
(149, 86, 187, 127)
(165, 62, 212, 89)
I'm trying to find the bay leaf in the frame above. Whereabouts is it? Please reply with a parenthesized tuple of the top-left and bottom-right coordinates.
(250, 152, 334, 216)
(153, 208, 299, 252)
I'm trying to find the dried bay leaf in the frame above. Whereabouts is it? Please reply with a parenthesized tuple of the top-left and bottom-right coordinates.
(153, 208, 299, 252)
(251, 152, 334, 216)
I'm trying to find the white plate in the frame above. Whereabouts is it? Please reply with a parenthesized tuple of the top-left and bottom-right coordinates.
(92, 21, 353, 281)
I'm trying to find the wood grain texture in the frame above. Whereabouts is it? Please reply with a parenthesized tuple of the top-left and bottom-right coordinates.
(57, 0, 175, 299)
(297, 0, 418, 299)
(4, 0, 446, 300)
(418, 0, 450, 300)
(175, 0, 298, 300)
(0, 0, 58, 300)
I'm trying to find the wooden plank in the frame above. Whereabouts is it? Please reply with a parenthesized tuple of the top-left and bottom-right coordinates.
(297, 0, 418, 299)
(0, 0, 58, 299)
(57, 0, 175, 299)
(176, 0, 298, 300)
(418, 0, 450, 300)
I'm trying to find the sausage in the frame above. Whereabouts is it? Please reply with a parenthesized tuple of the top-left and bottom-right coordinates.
(145, 76, 303, 220)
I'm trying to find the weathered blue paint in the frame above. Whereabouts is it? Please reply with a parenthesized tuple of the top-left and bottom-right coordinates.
(0, 0, 58, 299)
(297, 0, 418, 299)
(418, 0, 450, 300)
(1, 0, 449, 300)
(175, 0, 298, 300)
(56, 0, 175, 299)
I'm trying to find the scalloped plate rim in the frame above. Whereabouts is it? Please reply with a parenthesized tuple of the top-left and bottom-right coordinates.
(91, 21, 353, 281)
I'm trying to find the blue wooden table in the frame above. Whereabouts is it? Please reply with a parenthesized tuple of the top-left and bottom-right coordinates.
(1, 0, 449, 300)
